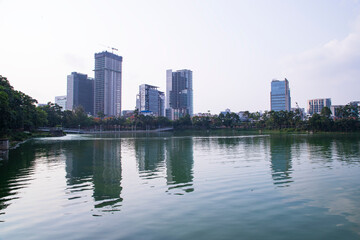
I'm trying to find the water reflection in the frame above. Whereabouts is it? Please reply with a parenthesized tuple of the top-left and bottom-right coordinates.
(166, 137, 194, 194)
(65, 140, 123, 213)
(135, 138, 165, 178)
(270, 136, 293, 187)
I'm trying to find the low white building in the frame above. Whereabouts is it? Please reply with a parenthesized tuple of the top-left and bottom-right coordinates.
(55, 95, 67, 111)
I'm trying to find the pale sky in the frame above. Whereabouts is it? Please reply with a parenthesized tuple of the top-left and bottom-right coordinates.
(1, 0, 359, 113)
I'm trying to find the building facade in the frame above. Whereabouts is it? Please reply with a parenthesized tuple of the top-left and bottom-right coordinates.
(166, 69, 193, 120)
(270, 79, 291, 111)
(55, 95, 67, 111)
(66, 72, 94, 115)
(94, 51, 123, 117)
(307, 98, 331, 115)
(136, 84, 165, 117)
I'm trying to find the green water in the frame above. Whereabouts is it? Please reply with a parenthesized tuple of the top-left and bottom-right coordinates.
(0, 132, 360, 240)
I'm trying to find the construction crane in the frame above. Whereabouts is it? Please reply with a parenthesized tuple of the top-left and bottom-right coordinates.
(100, 44, 119, 53)
(110, 47, 118, 53)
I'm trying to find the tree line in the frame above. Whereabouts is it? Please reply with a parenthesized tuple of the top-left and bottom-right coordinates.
(190, 106, 359, 132)
(1, 75, 359, 138)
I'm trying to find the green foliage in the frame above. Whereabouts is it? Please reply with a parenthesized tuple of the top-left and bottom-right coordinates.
(0, 75, 47, 137)
(320, 106, 332, 118)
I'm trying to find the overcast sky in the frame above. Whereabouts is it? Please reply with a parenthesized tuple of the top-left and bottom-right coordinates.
(1, 0, 360, 113)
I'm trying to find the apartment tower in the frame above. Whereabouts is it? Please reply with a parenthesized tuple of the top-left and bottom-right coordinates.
(94, 51, 123, 117)
(307, 98, 331, 115)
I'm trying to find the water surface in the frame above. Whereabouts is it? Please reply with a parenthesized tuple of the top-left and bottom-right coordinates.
(0, 132, 359, 239)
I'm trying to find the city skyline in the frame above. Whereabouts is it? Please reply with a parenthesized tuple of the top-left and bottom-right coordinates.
(1, 1, 360, 113)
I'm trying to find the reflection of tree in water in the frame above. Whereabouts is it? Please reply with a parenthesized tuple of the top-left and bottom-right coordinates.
(270, 136, 293, 187)
(65, 140, 123, 214)
(166, 138, 194, 194)
(306, 136, 334, 163)
(333, 135, 360, 163)
(135, 138, 165, 177)
(307, 134, 360, 164)
(0, 142, 43, 220)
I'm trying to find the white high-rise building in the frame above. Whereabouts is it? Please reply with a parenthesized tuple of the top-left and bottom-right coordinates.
(94, 51, 123, 117)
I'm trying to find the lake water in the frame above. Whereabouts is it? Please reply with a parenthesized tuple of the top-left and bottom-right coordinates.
(0, 132, 360, 240)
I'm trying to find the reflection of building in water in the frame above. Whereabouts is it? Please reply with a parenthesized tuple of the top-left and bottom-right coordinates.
(135, 138, 165, 174)
(65, 140, 123, 212)
(166, 137, 194, 193)
(92, 140, 122, 209)
(65, 141, 94, 186)
(270, 137, 293, 187)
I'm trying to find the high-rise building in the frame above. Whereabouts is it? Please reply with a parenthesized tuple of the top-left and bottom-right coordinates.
(55, 95, 67, 111)
(270, 78, 291, 111)
(94, 51, 123, 117)
(136, 84, 165, 116)
(307, 98, 331, 115)
(66, 72, 94, 115)
(166, 69, 193, 120)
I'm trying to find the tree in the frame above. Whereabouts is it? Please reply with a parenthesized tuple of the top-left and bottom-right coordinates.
(39, 102, 63, 127)
(321, 106, 332, 118)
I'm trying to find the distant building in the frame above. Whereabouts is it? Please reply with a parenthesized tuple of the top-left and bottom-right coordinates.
(220, 109, 231, 115)
(290, 107, 305, 120)
(166, 69, 193, 120)
(122, 110, 134, 118)
(330, 105, 344, 118)
(350, 101, 360, 113)
(136, 84, 165, 117)
(307, 98, 331, 115)
(66, 72, 94, 115)
(94, 51, 123, 117)
(55, 95, 67, 111)
(270, 79, 291, 111)
(238, 111, 249, 121)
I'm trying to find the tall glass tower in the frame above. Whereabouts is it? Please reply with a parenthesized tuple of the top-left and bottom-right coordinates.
(166, 69, 193, 120)
(94, 51, 123, 117)
(271, 78, 291, 111)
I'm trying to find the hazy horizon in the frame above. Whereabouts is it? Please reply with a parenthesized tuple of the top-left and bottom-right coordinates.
(1, 0, 360, 114)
